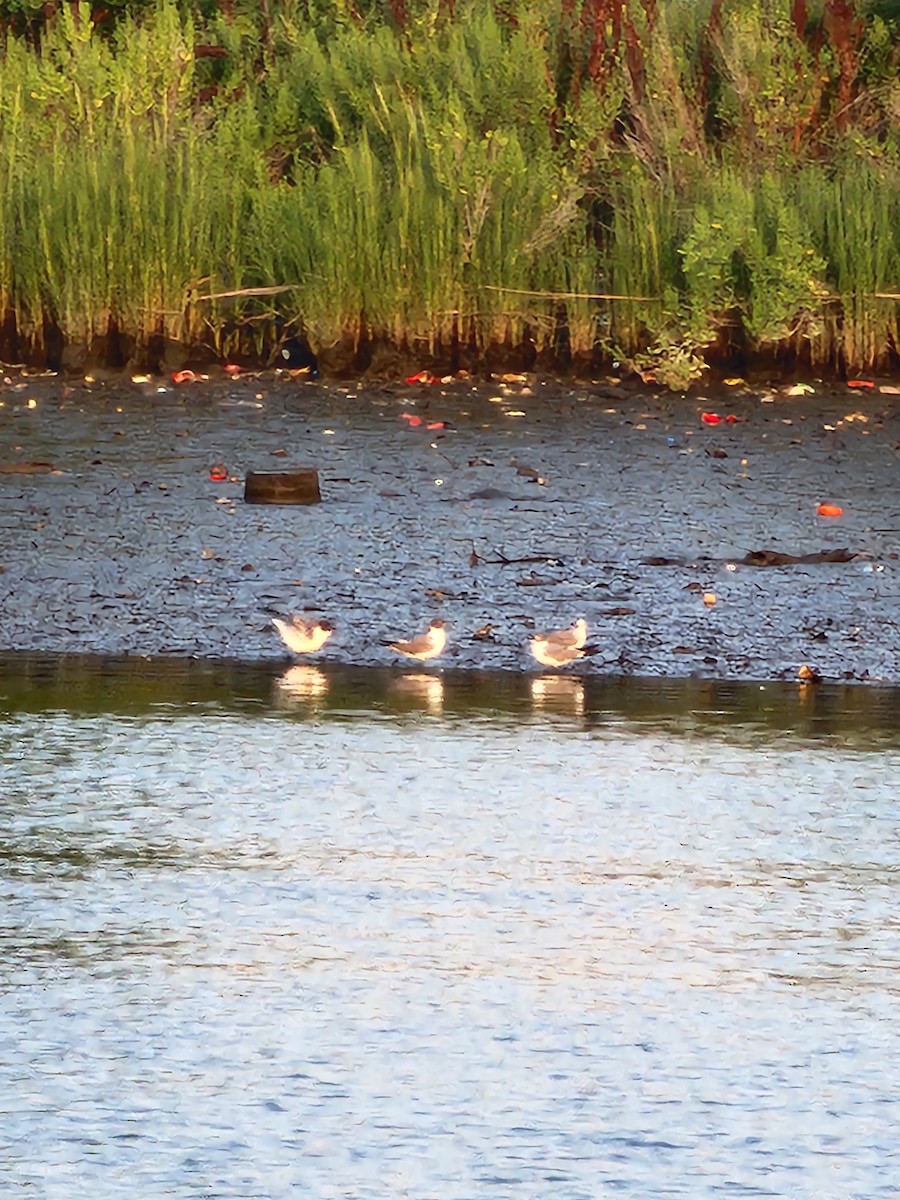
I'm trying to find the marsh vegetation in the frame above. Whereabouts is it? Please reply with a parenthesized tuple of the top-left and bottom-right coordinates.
(1, 0, 899, 381)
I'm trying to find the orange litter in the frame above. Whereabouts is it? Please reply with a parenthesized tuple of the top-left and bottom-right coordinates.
(817, 503, 843, 518)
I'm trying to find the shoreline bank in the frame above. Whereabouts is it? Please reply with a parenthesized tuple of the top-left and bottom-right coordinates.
(1, 374, 898, 685)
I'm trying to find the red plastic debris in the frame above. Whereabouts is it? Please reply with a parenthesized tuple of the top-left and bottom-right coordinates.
(817, 503, 843, 518)
(223, 363, 241, 377)
(847, 379, 875, 390)
(400, 412, 423, 427)
(172, 369, 197, 385)
(209, 464, 228, 481)
(426, 421, 448, 430)
(725, 414, 741, 424)
(701, 412, 723, 425)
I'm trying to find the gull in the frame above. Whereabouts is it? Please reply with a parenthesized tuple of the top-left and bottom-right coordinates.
(272, 616, 335, 655)
(388, 619, 448, 661)
(529, 618, 592, 668)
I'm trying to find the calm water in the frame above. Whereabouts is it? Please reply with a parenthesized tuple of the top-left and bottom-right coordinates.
(2, 657, 900, 1199)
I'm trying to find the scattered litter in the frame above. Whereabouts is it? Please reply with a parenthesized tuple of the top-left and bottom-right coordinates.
(798, 664, 822, 684)
(700, 412, 740, 425)
(224, 363, 242, 377)
(209, 464, 228, 481)
(172, 370, 197, 384)
(817, 503, 843, 517)
(703, 592, 717, 606)
(847, 379, 875, 390)
(784, 383, 815, 396)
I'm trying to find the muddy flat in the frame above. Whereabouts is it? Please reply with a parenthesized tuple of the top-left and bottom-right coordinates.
(1, 373, 897, 683)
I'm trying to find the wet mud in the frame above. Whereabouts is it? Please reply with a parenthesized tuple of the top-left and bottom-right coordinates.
(1, 372, 899, 684)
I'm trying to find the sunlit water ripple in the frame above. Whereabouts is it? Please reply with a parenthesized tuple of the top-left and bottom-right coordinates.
(1, 663, 899, 1198)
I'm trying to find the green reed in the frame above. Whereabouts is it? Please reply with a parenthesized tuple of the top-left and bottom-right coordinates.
(795, 160, 900, 370)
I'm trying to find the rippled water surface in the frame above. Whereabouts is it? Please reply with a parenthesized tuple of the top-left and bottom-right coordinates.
(2, 657, 900, 1199)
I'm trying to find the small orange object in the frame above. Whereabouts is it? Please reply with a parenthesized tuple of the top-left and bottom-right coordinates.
(703, 592, 717, 606)
(405, 370, 437, 385)
(400, 412, 423, 427)
(847, 379, 875, 390)
(725, 414, 741, 424)
(426, 421, 448, 430)
(172, 369, 197, 385)
(209, 464, 228, 481)
(701, 412, 723, 425)
(817, 503, 843, 517)
(223, 363, 241, 377)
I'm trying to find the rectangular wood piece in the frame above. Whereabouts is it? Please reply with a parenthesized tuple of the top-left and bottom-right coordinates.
(244, 469, 321, 505)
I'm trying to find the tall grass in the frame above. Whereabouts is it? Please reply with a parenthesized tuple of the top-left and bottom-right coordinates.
(796, 160, 900, 370)
(0, 0, 898, 375)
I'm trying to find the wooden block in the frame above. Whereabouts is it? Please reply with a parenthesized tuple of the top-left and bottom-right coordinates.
(244, 469, 321, 505)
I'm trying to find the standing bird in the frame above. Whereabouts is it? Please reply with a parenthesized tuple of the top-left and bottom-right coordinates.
(529, 618, 592, 668)
(272, 616, 335, 655)
(388, 619, 448, 662)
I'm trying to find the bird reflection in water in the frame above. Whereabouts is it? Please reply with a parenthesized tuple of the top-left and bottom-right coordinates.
(388, 672, 444, 715)
(274, 664, 329, 704)
(530, 674, 585, 718)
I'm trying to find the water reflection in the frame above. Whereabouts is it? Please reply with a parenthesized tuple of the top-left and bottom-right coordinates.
(530, 673, 585, 718)
(274, 663, 329, 704)
(387, 671, 444, 715)
(2, 652, 900, 745)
